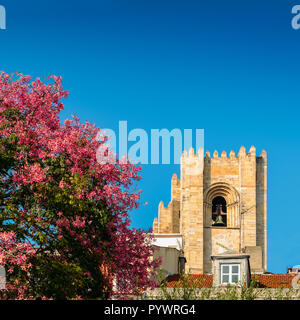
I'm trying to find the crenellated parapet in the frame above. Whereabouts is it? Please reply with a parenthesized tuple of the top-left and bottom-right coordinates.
(157, 200, 172, 233)
(153, 174, 181, 234)
(204, 145, 257, 162)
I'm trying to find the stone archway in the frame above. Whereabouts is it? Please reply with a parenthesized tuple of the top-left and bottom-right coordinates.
(204, 182, 240, 228)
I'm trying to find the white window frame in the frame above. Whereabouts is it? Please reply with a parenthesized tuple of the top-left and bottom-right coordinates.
(220, 263, 240, 285)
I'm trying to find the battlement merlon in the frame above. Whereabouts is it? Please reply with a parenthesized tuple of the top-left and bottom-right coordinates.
(171, 173, 180, 200)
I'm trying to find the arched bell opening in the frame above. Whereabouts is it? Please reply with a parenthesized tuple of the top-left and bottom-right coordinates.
(212, 196, 227, 226)
(204, 182, 240, 228)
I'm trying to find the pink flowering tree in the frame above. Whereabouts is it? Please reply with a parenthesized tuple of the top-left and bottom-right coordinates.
(112, 226, 161, 298)
(0, 72, 159, 299)
(0, 232, 36, 299)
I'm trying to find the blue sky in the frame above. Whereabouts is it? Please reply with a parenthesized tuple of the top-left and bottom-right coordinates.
(1, 0, 300, 273)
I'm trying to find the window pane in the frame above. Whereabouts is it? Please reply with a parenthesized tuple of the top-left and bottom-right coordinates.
(222, 275, 229, 283)
(231, 275, 239, 283)
(222, 265, 229, 273)
(232, 265, 239, 274)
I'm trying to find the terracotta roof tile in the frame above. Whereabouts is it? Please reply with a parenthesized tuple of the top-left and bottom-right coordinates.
(251, 274, 295, 288)
(165, 274, 213, 288)
(165, 274, 297, 288)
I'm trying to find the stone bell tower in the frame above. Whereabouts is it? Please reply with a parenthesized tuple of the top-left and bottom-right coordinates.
(153, 146, 267, 274)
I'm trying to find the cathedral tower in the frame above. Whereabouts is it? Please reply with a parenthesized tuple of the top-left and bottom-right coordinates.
(153, 146, 267, 274)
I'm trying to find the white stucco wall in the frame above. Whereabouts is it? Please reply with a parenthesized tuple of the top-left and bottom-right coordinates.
(151, 234, 182, 250)
(151, 234, 183, 277)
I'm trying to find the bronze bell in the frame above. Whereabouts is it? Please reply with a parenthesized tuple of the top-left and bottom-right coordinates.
(214, 213, 225, 226)
(213, 204, 225, 226)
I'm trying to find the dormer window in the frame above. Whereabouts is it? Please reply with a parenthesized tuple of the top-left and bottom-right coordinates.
(211, 253, 251, 287)
(221, 263, 240, 284)
(212, 196, 227, 227)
